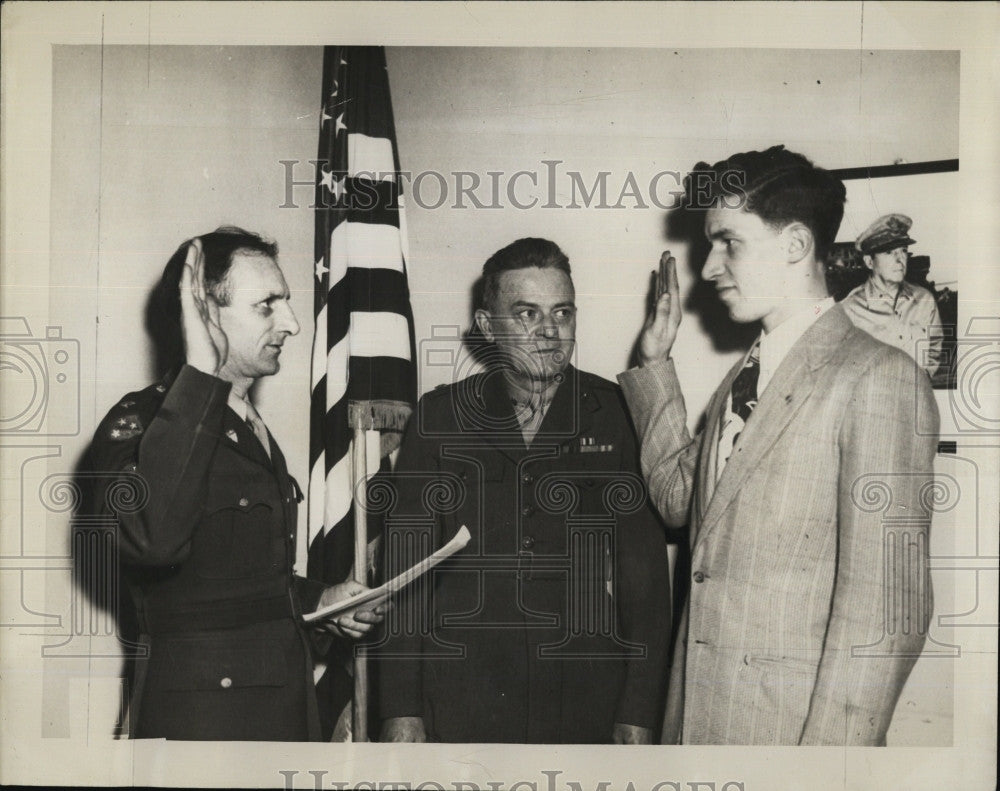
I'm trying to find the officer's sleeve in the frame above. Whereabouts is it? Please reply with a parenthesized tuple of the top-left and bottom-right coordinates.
(89, 365, 231, 567)
(610, 389, 672, 731)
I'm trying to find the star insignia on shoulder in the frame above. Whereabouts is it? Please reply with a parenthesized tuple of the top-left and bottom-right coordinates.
(108, 413, 144, 440)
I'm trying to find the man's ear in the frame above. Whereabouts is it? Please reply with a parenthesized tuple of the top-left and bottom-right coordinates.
(783, 222, 814, 264)
(862, 254, 875, 272)
(474, 308, 495, 342)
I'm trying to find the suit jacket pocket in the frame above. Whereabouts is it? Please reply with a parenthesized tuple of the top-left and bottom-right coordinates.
(194, 483, 279, 580)
(743, 653, 819, 675)
(158, 640, 287, 690)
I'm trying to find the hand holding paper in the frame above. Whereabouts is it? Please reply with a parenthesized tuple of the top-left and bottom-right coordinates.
(304, 525, 472, 626)
(314, 580, 392, 639)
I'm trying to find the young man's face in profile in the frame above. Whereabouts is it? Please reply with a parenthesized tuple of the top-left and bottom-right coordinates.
(702, 205, 795, 329)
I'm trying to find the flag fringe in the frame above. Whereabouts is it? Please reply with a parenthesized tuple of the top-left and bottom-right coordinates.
(347, 400, 412, 457)
(347, 400, 412, 432)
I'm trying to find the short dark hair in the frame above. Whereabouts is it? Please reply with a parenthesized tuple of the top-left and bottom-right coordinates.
(146, 226, 278, 373)
(481, 238, 572, 311)
(688, 145, 847, 262)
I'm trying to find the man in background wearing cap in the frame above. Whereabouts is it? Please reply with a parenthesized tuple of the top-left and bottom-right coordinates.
(842, 213, 943, 380)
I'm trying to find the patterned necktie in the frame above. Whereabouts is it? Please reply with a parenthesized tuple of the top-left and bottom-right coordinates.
(244, 401, 271, 459)
(717, 343, 760, 476)
(731, 344, 761, 424)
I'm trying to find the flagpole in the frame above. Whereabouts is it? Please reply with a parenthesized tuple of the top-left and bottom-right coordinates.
(351, 423, 369, 742)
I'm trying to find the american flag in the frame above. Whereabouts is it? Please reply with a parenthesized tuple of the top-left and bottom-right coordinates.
(308, 45, 416, 740)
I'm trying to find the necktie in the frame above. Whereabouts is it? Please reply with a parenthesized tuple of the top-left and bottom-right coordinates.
(244, 400, 271, 459)
(512, 395, 550, 446)
(731, 344, 761, 424)
(717, 343, 760, 477)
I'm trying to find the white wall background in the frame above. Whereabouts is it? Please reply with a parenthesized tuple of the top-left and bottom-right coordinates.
(386, 47, 960, 413)
(44, 44, 960, 744)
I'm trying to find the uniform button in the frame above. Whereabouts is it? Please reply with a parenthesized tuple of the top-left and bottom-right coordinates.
(693, 571, 706, 583)
(521, 536, 535, 550)
(220, 677, 233, 689)
(521, 472, 534, 485)
(239, 497, 249, 507)
(521, 505, 535, 517)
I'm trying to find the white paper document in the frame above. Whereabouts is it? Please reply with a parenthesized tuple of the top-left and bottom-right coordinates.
(303, 525, 471, 623)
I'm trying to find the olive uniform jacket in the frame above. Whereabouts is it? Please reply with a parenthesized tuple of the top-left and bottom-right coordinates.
(87, 365, 323, 741)
(619, 305, 939, 745)
(377, 365, 671, 743)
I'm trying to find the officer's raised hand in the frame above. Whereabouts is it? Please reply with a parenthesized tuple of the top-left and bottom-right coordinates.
(638, 251, 682, 366)
(180, 238, 228, 376)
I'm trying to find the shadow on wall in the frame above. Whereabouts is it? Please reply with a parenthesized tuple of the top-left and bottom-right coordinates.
(68, 257, 186, 739)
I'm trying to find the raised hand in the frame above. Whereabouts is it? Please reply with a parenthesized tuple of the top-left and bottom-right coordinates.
(638, 251, 682, 366)
(179, 238, 227, 375)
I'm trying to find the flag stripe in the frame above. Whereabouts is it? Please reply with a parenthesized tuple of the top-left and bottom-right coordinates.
(329, 222, 406, 275)
(348, 134, 396, 180)
(349, 313, 412, 359)
(308, 46, 417, 738)
(346, 357, 416, 404)
(326, 266, 412, 315)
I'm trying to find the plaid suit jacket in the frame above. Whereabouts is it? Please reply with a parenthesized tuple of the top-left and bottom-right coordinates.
(619, 305, 940, 745)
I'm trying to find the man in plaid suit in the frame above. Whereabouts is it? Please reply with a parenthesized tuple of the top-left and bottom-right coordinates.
(619, 147, 939, 745)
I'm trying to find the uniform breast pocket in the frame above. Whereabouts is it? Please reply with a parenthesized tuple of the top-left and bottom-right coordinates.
(538, 453, 628, 518)
(437, 454, 505, 543)
(194, 480, 280, 580)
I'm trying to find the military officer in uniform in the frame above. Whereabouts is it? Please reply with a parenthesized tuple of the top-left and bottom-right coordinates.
(377, 238, 671, 744)
(842, 213, 943, 379)
(87, 227, 385, 740)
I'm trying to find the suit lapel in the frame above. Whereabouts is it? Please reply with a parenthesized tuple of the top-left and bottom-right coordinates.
(473, 368, 531, 464)
(696, 307, 851, 549)
(694, 362, 741, 536)
(470, 365, 588, 463)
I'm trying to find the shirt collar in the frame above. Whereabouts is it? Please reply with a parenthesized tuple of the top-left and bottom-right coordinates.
(505, 374, 562, 430)
(864, 277, 913, 303)
(227, 391, 249, 421)
(757, 296, 835, 394)
(505, 375, 560, 409)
